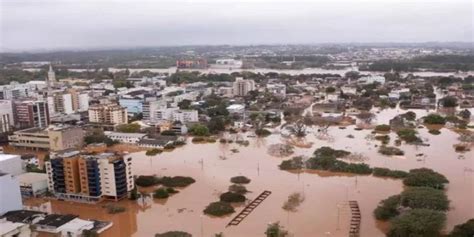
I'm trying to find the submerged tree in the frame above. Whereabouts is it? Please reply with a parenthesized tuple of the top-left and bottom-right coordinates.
(265, 222, 290, 237)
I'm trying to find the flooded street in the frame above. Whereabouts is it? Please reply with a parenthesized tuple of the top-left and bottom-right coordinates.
(25, 108, 473, 237)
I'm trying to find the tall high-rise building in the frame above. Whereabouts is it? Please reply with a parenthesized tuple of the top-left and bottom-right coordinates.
(45, 152, 134, 202)
(0, 100, 14, 134)
(48, 93, 74, 116)
(88, 103, 128, 125)
(233, 77, 255, 96)
(13, 100, 50, 129)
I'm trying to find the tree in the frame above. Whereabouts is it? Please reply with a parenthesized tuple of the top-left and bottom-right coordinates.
(203, 201, 235, 216)
(403, 168, 449, 189)
(288, 120, 307, 138)
(374, 195, 401, 220)
(387, 209, 446, 237)
(177, 99, 192, 110)
(441, 96, 458, 108)
(325, 86, 336, 93)
(189, 124, 209, 136)
(219, 192, 246, 203)
(207, 116, 226, 134)
(449, 219, 474, 237)
(265, 222, 289, 237)
(116, 123, 141, 133)
(459, 109, 471, 119)
(400, 187, 449, 211)
(424, 114, 446, 125)
(230, 176, 251, 184)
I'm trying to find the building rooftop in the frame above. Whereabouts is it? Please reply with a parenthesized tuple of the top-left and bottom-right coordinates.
(0, 154, 21, 162)
(1, 210, 45, 224)
(17, 172, 48, 185)
(0, 220, 28, 235)
(36, 214, 78, 228)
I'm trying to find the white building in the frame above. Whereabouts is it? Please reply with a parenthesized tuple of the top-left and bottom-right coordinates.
(266, 84, 286, 98)
(104, 131, 146, 143)
(213, 59, 243, 69)
(358, 75, 386, 85)
(0, 100, 14, 134)
(0, 174, 22, 215)
(97, 154, 134, 199)
(0, 220, 31, 237)
(233, 77, 255, 96)
(78, 93, 89, 111)
(17, 172, 48, 197)
(172, 110, 199, 123)
(0, 154, 23, 176)
(226, 104, 245, 114)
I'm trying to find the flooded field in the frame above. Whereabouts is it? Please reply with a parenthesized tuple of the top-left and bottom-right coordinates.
(25, 108, 473, 237)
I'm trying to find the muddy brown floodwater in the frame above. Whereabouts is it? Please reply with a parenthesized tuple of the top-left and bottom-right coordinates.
(25, 108, 473, 237)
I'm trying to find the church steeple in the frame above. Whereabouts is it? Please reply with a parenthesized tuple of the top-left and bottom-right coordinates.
(48, 64, 56, 85)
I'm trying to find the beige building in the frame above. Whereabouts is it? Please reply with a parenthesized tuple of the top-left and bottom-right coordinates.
(233, 77, 255, 96)
(88, 103, 128, 125)
(8, 125, 84, 151)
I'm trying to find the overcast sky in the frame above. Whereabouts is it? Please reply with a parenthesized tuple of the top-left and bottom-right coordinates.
(0, 0, 472, 51)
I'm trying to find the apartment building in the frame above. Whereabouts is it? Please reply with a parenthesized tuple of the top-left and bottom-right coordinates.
(233, 77, 255, 96)
(45, 152, 134, 202)
(13, 100, 50, 129)
(88, 103, 128, 125)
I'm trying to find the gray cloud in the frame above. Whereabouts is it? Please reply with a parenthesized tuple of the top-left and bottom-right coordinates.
(0, 0, 472, 51)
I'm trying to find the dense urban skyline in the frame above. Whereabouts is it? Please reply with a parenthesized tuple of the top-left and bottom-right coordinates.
(1, 0, 472, 52)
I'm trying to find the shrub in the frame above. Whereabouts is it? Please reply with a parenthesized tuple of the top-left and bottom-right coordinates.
(158, 176, 196, 187)
(403, 168, 449, 189)
(153, 188, 170, 199)
(372, 167, 408, 179)
(135, 175, 160, 187)
(192, 137, 205, 143)
(255, 128, 271, 137)
(375, 135, 390, 144)
(104, 204, 126, 214)
(387, 209, 446, 237)
(279, 156, 305, 170)
(146, 149, 163, 156)
(449, 219, 474, 237)
(374, 195, 401, 220)
(163, 144, 176, 150)
(230, 176, 251, 184)
(375, 124, 391, 132)
(313, 147, 350, 158)
(428, 129, 441, 135)
(228, 184, 248, 194)
(220, 192, 246, 203)
(378, 146, 404, 156)
(116, 123, 141, 133)
(306, 156, 372, 174)
(203, 201, 235, 216)
(424, 114, 447, 125)
(400, 187, 449, 211)
(401, 111, 416, 121)
(397, 129, 421, 143)
(166, 187, 179, 194)
(282, 192, 305, 212)
(155, 231, 192, 237)
(160, 130, 176, 136)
